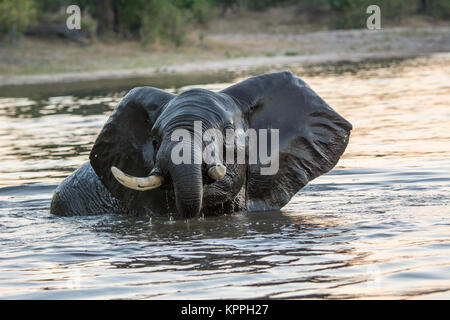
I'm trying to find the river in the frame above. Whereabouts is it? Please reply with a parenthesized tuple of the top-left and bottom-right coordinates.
(0, 54, 449, 299)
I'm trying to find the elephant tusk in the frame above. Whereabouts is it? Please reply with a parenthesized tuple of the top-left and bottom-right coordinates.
(111, 166, 163, 191)
(208, 163, 227, 181)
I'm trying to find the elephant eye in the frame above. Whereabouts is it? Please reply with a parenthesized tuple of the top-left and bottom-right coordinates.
(152, 139, 159, 150)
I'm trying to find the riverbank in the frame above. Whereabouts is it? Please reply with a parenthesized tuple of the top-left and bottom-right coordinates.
(1, 26, 449, 87)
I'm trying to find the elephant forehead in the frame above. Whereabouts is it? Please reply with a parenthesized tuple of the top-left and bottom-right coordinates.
(155, 90, 234, 128)
(171, 89, 226, 110)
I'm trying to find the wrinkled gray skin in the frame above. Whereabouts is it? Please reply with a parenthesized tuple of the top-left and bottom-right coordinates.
(51, 71, 352, 218)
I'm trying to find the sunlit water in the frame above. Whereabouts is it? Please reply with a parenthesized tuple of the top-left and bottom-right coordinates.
(0, 54, 449, 299)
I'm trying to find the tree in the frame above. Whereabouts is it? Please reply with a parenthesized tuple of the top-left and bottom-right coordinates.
(96, 0, 114, 36)
(0, 0, 36, 42)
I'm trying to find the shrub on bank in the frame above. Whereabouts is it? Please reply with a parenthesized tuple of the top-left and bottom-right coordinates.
(1, 0, 449, 44)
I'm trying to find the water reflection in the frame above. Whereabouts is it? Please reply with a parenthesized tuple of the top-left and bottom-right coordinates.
(1, 54, 449, 186)
(0, 54, 449, 299)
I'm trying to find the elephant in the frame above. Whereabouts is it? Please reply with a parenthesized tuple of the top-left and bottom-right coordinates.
(50, 71, 352, 218)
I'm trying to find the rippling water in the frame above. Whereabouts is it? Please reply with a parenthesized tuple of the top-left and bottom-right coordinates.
(0, 54, 449, 299)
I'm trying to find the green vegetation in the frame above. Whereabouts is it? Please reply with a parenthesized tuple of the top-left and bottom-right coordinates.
(0, 0, 36, 41)
(327, 0, 450, 29)
(1, 0, 449, 44)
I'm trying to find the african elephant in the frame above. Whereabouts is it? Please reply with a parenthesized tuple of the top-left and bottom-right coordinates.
(50, 71, 352, 218)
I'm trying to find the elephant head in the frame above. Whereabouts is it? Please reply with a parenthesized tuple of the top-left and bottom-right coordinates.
(89, 71, 352, 218)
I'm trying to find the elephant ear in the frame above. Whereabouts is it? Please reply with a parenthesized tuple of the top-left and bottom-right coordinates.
(222, 71, 352, 211)
(89, 87, 175, 208)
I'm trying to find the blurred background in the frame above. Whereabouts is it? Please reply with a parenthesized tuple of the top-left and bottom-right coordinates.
(0, 0, 449, 81)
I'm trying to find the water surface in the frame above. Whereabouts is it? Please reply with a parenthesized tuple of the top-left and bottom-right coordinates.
(0, 54, 449, 299)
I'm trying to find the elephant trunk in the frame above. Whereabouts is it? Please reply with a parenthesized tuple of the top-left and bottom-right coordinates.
(168, 162, 203, 218)
(163, 137, 204, 218)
